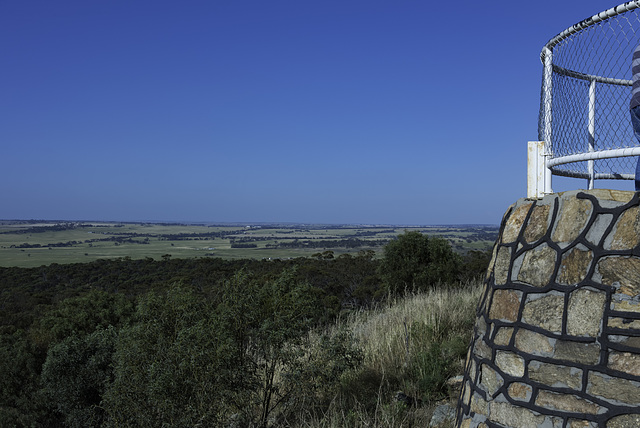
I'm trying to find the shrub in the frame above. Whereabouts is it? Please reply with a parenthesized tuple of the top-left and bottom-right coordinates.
(378, 231, 462, 294)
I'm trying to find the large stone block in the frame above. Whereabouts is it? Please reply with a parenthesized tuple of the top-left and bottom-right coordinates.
(597, 256, 640, 296)
(469, 392, 488, 416)
(524, 204, 550, 243)
(493, 246, 512, 286)
(552, 197, 592, 244)
(458, 418, 471, 428)
(567, 288, 606, 337)
(608, 206, 640, 250)
(607, 414, 640, 428)
(494, 351, 525, 378)
(514, 328, 554, 356)
(480, 364, 502, 396)
(507, 382, 532, 402)
(528, 360, 582, 390)
(517, 244, 557, 287)
(609, 351, 640, 377)
(488, 289, 521, 322)
(489, 401, 546, 427)
(587, 189, 636, 204)
(557, 246, 593, 285)
(502, 203, 532, 243)
(473, 337, 492, 361)
(521, 293, 564, 334)
(461, 380, 471, 408)
(554, 340, 600, 365)
(485, 244, 499, 283)
(493, 327, 513, 346)
(587, 371, 640, 405)
(535, 390, 600, 415)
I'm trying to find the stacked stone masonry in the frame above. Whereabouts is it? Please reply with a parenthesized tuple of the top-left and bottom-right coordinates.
(456, 189, 640, 428)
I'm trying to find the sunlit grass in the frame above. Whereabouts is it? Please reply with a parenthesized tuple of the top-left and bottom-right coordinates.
(298, 280, 483, 428)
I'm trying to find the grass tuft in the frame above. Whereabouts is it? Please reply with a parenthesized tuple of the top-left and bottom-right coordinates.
(298, 280, 482, 427)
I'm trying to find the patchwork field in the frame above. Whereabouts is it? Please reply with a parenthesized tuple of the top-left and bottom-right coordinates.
(0, 220, 499, 268)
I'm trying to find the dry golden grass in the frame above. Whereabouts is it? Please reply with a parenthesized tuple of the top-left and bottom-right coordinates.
(298, 280, 483, 428)
(348, 282, 481, 377)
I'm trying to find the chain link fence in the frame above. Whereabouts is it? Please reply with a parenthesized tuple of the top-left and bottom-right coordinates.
(537, 1, 640, 189)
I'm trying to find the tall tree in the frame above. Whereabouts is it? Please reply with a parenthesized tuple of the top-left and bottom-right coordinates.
(378, 231, 461, 293)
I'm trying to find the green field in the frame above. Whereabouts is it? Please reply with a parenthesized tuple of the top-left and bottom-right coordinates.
(0, 220, 499, 268)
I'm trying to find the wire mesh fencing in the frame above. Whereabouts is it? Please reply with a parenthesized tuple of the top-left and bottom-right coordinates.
(537, 1, 640, 187)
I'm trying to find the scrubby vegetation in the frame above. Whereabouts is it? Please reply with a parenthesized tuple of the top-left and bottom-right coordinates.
(0, 231, 488, 427)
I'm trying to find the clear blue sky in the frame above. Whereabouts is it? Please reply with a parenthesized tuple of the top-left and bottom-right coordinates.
(0, 0, 631, 224)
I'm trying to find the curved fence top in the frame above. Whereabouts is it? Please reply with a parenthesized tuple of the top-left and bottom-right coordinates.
(537, 1, 640, 191)
(541, 1, 640, 58)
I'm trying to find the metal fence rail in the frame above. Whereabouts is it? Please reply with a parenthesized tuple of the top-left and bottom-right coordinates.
(530, 1, 640, 197)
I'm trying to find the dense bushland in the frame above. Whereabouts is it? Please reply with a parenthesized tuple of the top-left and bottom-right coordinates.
(0, 231, 489, 427)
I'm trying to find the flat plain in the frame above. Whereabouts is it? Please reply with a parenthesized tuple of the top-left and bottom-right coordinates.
(0, 220, 499, 268)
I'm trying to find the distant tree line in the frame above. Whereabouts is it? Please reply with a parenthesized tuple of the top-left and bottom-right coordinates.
(268, 238, 388, 249)
(0, 223, 80, 234)
(10, 241, 83, 249)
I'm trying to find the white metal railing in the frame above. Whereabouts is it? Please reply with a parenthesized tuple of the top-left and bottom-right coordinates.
(529, 1, 640, 198)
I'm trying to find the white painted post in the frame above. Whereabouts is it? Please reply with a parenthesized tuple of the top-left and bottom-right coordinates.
(588, 79, 596, 189)
(542, 47, 554, 195)
(528, 141, 546, 198)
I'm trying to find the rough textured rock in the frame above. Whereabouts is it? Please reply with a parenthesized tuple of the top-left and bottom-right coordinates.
(514, 328, 554, 356)
(608, 205, 640, 250)
(524, 204, 550, 243)
(587, 371, 640, 404)
(502, 202, 532, 243)
(507, 382, 532, 401)
(608, 351, 640, 376)
(493, 246, 511, 286)
(607, 414, 640, 428)
(566, 288, 605, 337)
(517, 244, 557, 287)
(521, 293, 564, 333)
(598, 256, 640, 296)
(528, 360, 582, 390)
(488, 289, 521, 322)
(456, 190, 640, 428)
(554, 340, 601, 365)
(429, 403, 456, 427)
(552, 196, 592, 243)
(489, 401, 546, 427)
(493, 326, 514, 346)
(557, 247, 593, 285)
(535, 390, 600, 414)
(480, 364, 502, 396)
(494, 350, 525, 377)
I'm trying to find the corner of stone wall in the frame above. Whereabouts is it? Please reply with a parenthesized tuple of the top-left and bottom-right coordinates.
(456, 189, 640, 428)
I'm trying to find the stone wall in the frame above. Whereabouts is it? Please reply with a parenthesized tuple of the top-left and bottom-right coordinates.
(456, 189, 640, 428)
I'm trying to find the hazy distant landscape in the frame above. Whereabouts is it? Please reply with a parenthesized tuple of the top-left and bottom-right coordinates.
(0, 220, 499, 268)
(0, 223, 490, 426)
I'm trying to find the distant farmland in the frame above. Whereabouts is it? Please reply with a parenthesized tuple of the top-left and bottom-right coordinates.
(0, 220, 499, 268)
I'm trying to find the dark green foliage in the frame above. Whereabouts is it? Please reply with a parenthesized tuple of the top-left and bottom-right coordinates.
(0, 254, 448, 426)
(31, 289, 134, 347)
(461, 248, 493, 281)
(290, 329, 365, 412)
(379, 231, 462, 293)
(103, 283, 229, 427)
(0, 328, 47, 427)
(41, 327, 117, 427)
(410, 336, 467, 403)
